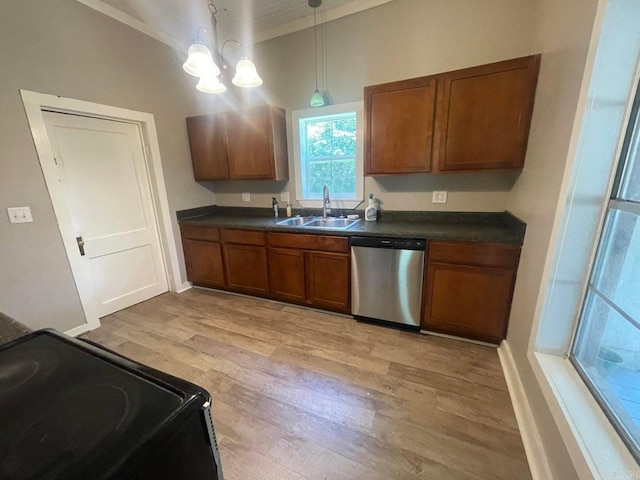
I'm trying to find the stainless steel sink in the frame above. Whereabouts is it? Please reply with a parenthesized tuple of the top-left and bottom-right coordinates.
(276, 216, 360, 230)
(302, 218, 360, 230)
(275, 216, 315, 226)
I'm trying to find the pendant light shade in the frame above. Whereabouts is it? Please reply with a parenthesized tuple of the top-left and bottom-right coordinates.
(310, 89, 324, 107)
(196, 71, 227, 94)
(309, 0, 325, 107)
(232, 57, 263, 88)
(183, 43, 218, 78)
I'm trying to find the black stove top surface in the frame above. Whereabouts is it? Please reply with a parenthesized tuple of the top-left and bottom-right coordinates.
(0, 331, 186, 480)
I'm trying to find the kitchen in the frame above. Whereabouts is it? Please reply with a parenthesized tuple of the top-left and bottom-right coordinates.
(1, 0, 638, 479)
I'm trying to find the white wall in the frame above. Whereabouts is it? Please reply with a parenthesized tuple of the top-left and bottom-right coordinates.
(505, 0, 600, 478)
(212, 0, 537, 211)
(0, 0, 217, 331)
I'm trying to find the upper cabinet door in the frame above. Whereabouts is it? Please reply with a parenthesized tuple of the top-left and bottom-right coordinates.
(433, 55, 541, 172)
(186, 114, 230, 180)
(225, 105, 289, 180)
(364, 77, 437, 175)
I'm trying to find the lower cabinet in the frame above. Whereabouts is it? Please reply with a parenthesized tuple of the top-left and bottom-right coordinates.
(267, 233, 350, 314)
(221, 229, 269, 297)
(421, 241, 521, 344)
(181, 225, 225, 289)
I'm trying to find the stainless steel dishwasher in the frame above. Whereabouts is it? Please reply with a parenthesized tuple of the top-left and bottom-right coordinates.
(350, 236, 426, 328)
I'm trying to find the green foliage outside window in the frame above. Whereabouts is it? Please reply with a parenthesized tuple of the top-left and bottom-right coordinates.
(302, 113, 356, 198)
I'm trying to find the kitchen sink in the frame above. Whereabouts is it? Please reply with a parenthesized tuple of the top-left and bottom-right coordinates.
(276, 216, 360, 230)
(302, 218, 360, 229)
(276, 216, 316, 226)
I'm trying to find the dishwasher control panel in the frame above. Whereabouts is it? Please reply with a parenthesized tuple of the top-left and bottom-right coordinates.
(350, 236, 426, 250)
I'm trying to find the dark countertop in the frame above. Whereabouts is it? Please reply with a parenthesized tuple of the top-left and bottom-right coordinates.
(0, 312, 31, 345)
(177, 206, 526, 245)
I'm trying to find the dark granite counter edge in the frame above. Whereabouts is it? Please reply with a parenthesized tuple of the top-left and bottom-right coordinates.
(176, 205, 526, 245)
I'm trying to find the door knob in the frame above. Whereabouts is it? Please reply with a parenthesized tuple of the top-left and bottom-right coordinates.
(76, 236, 85, 256)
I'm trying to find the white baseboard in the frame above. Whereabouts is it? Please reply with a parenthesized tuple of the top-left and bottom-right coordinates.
(65, 323, 93, 337)
(176, 282, 192, 293)
(498, 340, 553, 480)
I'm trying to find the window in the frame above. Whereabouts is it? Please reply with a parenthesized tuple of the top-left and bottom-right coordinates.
(571, 83, 640, 462)
(292, 102, 364, 209)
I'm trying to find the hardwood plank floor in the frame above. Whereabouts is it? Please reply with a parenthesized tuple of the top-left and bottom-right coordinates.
(83, 289, 531, 480)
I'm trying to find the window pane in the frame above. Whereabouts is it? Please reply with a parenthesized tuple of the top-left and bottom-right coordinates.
(307, 158, 356, 198)
(573, 291, 640, 451)
(619, 91, 640, 201)
(305, 116, 356, 160)
(592, 209, 640, 322)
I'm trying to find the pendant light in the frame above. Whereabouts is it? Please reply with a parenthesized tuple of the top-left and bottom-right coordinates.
(183, 1, 262, 94)
(309, 0, 325, 107)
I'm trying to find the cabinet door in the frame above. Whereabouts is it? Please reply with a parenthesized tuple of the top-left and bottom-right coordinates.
(421, 242, 520, 344)
(223, 244, 269, 296)
(183, 239, 225, 288)
(225, 106, 275, 179)
(305, 251, 350, 313)
(364, 76, 436, 175)
(186, 114, 230, 180)
(433, 55, 540, 172)
(268, 248, 306, 303)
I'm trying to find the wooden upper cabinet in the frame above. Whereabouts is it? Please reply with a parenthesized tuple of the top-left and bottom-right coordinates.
(185, 105, 288, 181)
(225, 105, 289, 180)
(433, 55, 540, 172)
(363, 55, 540, 175)
(186, 114, 229, 180)
(364, 76, 437, 175)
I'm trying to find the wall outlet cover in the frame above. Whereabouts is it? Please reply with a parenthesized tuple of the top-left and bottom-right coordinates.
(432, 191, 448, 204)
(280, 191, 290, 202)
(241, 192, 251, 202)
(7, 206, 33, 224)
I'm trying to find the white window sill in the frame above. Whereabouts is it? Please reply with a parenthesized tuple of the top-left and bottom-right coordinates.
(530, 351, 639, 479)
(296, 199, 363, 210)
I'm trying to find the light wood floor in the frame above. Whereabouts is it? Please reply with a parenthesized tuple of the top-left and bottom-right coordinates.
(83, 289, 531, 480)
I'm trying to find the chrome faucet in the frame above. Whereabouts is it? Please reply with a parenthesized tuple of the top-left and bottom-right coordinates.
(322, 185, 331, 218)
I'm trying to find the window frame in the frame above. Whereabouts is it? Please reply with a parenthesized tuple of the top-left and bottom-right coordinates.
(569, 81, 640, 463)
(292, 102, 364, 210)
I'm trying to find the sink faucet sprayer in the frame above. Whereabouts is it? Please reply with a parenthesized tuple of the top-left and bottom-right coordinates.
(323, 185, 331, 218)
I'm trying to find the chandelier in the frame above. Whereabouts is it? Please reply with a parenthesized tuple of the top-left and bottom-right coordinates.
(183, 0, 263, 94)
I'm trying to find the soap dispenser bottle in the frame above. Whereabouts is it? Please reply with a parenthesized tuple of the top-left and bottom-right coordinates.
(272, 197, 279, 218)
(365, 193, 377, 221)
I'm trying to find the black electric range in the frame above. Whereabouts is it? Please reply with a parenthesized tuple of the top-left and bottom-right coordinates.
(0, 329, 223, 480)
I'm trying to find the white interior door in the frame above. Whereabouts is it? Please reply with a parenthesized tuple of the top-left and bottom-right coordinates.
(43, 111, 168, 317)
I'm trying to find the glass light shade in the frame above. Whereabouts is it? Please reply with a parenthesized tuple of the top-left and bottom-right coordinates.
(183, 43, 219, 77)
(310, 89, 325, 107)
(231, 57, 263, 88)
(196, 73, 227, 94)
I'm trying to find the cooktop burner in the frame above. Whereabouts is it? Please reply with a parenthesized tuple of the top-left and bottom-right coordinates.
(0, 333, 184, 480)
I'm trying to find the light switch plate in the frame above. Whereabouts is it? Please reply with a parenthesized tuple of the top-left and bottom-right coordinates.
(7, 206, 33, 223)
(242, 192, 251, 202)
(280, 191, 290, 202)
(432, 191, 448, 204)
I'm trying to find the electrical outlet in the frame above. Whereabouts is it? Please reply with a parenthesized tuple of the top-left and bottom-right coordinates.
(241, 192, 251, 202)
(7, 206, 33, 224)
(280, 191, 290, 202)
(432, 191, 448, 204)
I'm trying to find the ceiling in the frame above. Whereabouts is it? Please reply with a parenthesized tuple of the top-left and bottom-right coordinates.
(90, 0, 396, 51)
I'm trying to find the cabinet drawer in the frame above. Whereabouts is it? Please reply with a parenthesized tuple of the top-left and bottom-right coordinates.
(428, 242, 520, 269)
(180, 224, 220, 242)
(267, 232, 348, 253)
(221, 228, 265, 246)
